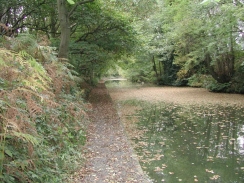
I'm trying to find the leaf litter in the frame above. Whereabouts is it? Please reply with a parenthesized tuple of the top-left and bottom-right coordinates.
(72, 83, 151, 183)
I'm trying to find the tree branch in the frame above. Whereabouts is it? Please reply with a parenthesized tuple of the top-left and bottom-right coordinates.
(11, 0, 46, 29)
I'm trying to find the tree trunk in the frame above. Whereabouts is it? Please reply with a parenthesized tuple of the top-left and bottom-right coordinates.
(57, 0, 70, 60)
(205, 52, 234, 83)
(159, 60, 162, 76)
(152, 55, 159, 80)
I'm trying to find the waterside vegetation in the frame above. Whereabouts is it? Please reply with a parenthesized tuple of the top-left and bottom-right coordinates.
(0, 0, 244, 182)
(0, 35, 90, 182)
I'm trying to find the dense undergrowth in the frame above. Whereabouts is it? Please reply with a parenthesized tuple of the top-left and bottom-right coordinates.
(0, 35, 91, 182)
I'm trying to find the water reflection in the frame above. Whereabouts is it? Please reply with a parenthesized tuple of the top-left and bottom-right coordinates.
(237, 126, 244, 154)
(133, 103, 244, 183)
(105, 80, 138, 88)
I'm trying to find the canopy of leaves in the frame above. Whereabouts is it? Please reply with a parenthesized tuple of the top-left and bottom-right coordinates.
(1, 0, 244, 90)
(136, 0, 244, 91)
(68, 1, 138, 82)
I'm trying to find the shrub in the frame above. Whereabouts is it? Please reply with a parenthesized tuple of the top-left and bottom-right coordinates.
(188, 74, 215, 88)
(207, 82, 231, 93)
(0, 35, 89, 182)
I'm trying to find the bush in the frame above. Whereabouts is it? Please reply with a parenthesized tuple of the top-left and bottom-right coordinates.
(188, 74, 215, 88)
(207, 82, 231, 93)
(0, 35, 89, 182)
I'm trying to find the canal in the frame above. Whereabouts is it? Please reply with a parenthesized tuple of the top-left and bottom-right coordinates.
(106, 81, 244, 183)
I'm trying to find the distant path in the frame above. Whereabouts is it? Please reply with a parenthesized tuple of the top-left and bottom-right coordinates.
(99, 78, 127, 83)
(105, 78, 127, 81)
(108, 86, 244, 106)
(75, 83, 150, 183)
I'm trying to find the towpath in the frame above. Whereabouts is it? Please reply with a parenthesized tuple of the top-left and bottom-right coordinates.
(73, 83, 150, 183)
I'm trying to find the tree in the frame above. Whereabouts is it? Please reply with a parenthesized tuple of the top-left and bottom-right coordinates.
(145, 0, 244, 91)
(100, 0, 161, 83)
(0, 0, 51, 36)
(68, 0, 138, 82)
(57, 0, 95, 59)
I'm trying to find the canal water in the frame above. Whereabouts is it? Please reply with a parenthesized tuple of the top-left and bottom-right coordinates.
(106, 81, 244, 183)
(133, 103, 244, 183)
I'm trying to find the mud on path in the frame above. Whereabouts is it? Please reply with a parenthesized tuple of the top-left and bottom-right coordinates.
(73, 83, 150, 183)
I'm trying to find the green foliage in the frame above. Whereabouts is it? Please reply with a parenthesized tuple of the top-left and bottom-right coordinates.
(67, 0, 75, 4)
(69, 1, 138, 82)
(0, 48, 51, 92)
(207, 81, 231, 93)
(2, 0, 244, 92)
(32, 103, 86, 182)
(142, 0, 244, 92)
(121, 55, 156, 83)
(200, 0, 221, 5)
(188, 74, 215, 88)
(0, 35, 89, 182)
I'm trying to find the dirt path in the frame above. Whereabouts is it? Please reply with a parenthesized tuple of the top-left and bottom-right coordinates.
(74, 83, 150, 183)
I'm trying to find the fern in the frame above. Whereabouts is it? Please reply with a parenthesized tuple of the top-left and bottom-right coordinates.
(10, 34, 39, 55)
(0, 34, 89, 182)
(38, 46, 58, 63)
(18, 51, 51, 82)
(0, 58, 7, 67)
(0, 48, 51, 92)
(12, 132, 39, 145)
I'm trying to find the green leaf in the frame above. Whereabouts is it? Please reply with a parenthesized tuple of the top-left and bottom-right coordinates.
(67, 71, 74, 80)
(200, 0, 208, 4)
(200, 0, 220, 5)
(4, 149, 12, 157)
(67, 0, 75, 5)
